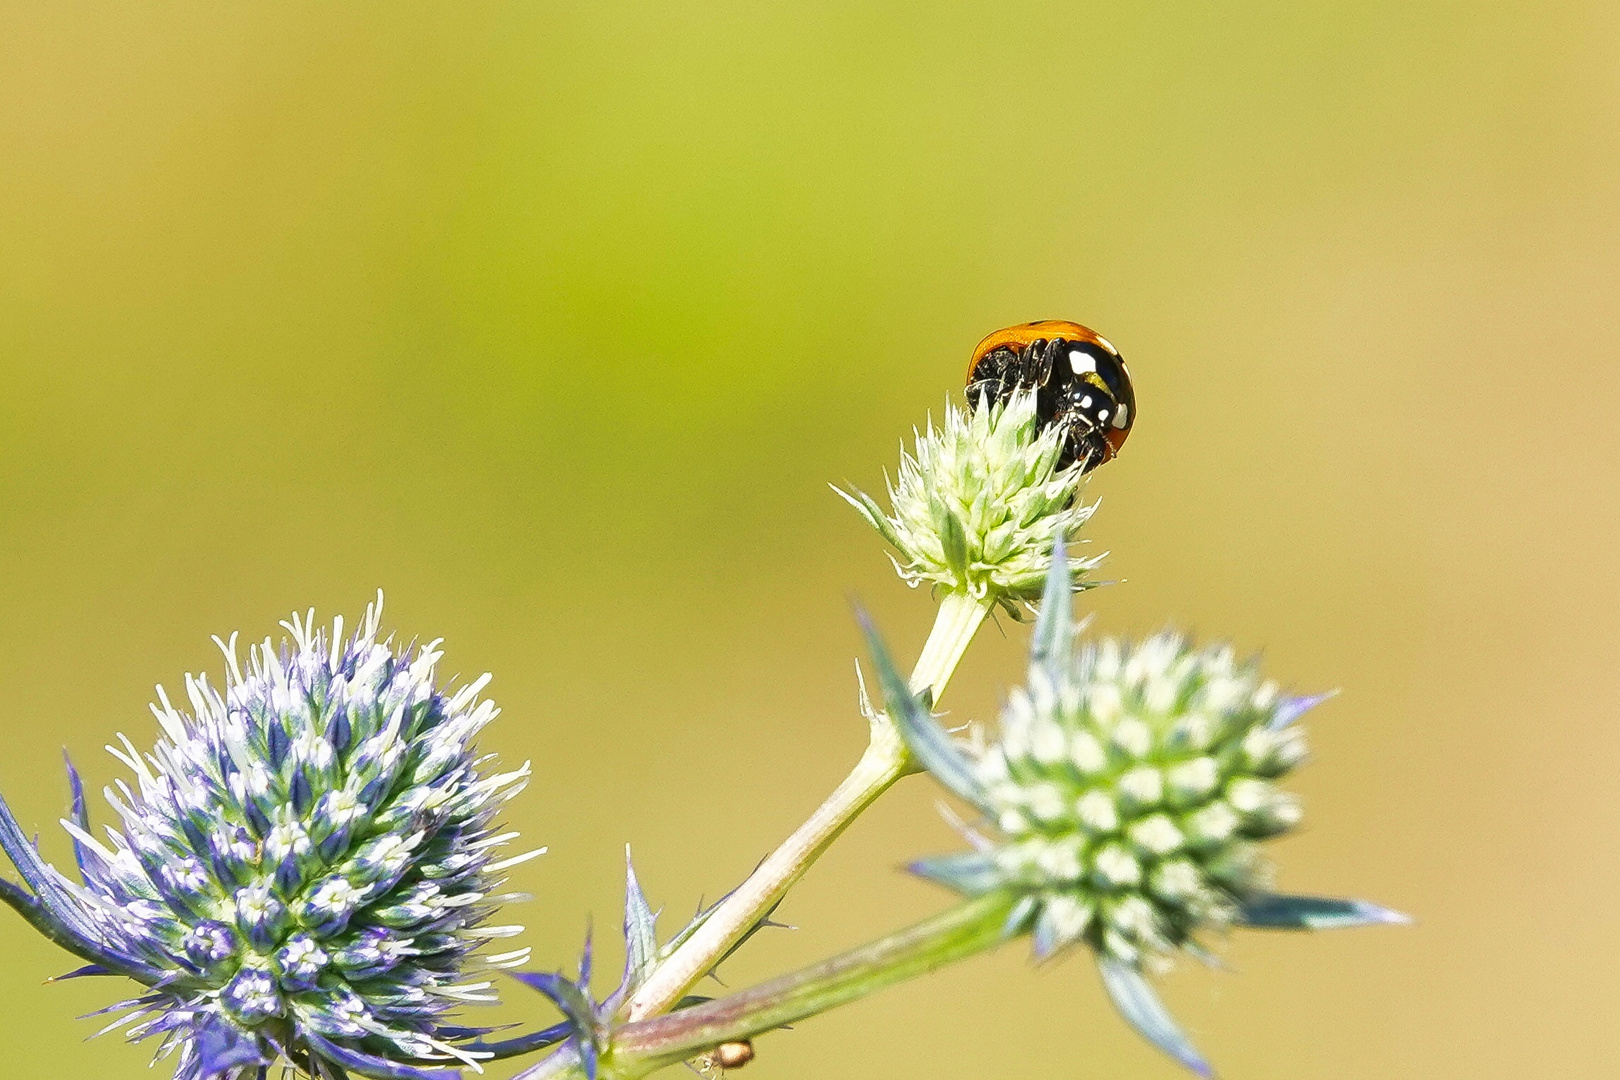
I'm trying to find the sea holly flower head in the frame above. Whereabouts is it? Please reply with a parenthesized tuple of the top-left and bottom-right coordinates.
(966, 628, 1311, 969)
(836, 391, 1103, 613)
(866, 542, 1408, 1077)
(0, 596, 545, 1080)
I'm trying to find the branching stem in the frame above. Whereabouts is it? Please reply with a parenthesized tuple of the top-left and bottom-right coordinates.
(619, 590, 993, 1022)
(514, 894, 1018, 1080)
(617, 892, 1016, 1071)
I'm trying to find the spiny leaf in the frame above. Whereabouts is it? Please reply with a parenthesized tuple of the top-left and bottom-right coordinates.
(0, 806, 150, 979)
(907, 852, 1003, 896)
(514, 972, 598, 1036)
(1238, 893, 1411, 930)
(622, 847, 660, 992)
(1269, 691, 1337, 731)
(855, 608, 989, 811)
(1003, 894, 1040, 938)
(462, 1022, 572, 1061)
(62, 753, 96, 885)
(709, 896, 791, 979)
(50, 963, 113, 981)
(0, 789, 91, 938)
(1030, 535, 1073, 677)
(830, 484, 902, 548)
(1097, 957, 1212, 1078)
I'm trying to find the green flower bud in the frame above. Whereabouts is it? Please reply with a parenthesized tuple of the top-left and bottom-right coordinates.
(876, 541, 1409, 1077)
(835, 392, 1103, 611)
(957, 627, 1315, 966)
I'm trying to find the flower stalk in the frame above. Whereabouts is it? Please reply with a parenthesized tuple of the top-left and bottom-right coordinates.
(619, 591, 993, 1022)
(624, 394, 1091, 1025)
(523, 892, 1020, 1080)
(517, 540, 1403, 1080)
(908, 589, 993, 705)
(616, 892, 1017, 1072)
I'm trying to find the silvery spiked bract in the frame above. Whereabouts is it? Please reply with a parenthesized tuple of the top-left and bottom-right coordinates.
(874, 543, 1408, 1077)
(836, 392, 1102, 612)
(0, 597, 546, 1080)
(502, 850, 792, 1080)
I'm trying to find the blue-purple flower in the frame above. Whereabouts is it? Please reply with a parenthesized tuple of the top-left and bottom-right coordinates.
(0, 596, 545, 1080)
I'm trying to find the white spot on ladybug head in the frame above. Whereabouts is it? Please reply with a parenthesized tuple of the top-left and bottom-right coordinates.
(1098, 408, 1110, 421)
(1068, 350, 1097, 375)
(1079, 395, 1093, 409)
(1112, 403, 1130, 428)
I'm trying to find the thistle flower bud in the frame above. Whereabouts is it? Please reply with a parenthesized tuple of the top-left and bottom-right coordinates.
(0, 596, 545, 1080)
(966, 629, 1305, 965)
(870, 542, 1408, 1077)
(836, 392, 1102, 611)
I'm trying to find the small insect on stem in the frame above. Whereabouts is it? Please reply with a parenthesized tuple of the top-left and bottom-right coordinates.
(715, 1040, 755, 1070)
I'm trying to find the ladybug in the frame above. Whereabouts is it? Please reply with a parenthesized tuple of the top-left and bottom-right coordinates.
(965, 320, 1135, 472)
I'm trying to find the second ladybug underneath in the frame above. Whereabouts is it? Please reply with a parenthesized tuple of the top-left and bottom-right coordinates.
(965, 319, 1135, 472)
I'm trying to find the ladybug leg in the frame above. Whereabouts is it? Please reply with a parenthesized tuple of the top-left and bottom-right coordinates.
(1061, 412, 1110, 474)
(1026, 339, 1054, 388)
(967, 347, 1021, 409)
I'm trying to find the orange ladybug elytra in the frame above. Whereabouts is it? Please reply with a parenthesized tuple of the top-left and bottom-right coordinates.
(965, 320, 1135, 472)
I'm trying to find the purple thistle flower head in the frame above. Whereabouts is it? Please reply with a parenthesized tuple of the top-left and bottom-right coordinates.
(0, 595, 545, 1080)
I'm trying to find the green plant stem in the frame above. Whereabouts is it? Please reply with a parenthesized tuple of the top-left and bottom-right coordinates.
(907, 588, 994, 705)
(619, 590, 993, 1023)
(618, 892, 1017, 1069)
(516, 893, 1019, 1080)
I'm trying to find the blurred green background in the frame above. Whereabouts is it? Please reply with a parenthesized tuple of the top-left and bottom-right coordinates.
(1, 2, 1615, 1077)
